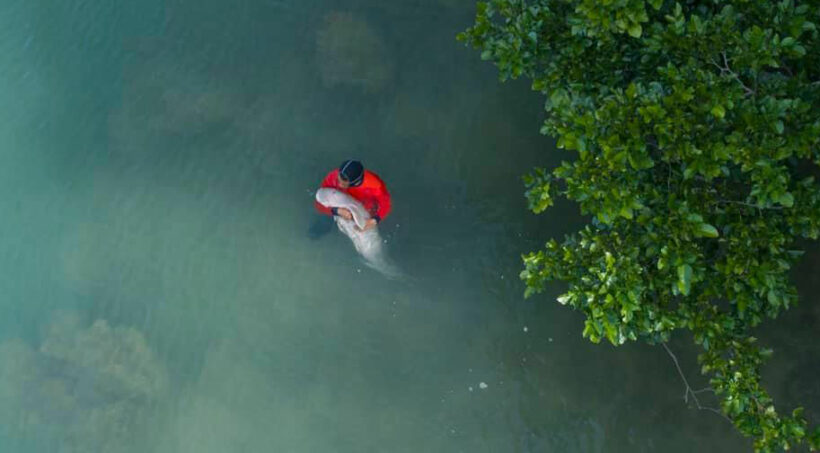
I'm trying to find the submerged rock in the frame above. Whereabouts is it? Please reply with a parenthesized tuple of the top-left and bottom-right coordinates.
(107, 59, 246, 156)
(0, 312, 168, 453)
(315, 12, 393, 92)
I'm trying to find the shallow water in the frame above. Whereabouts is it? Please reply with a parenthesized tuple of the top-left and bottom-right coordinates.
(0, 0, 817, 451)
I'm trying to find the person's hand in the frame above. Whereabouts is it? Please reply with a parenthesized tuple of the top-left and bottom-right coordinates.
(360, 218, 378, 231)
(336, 208, 353, 221)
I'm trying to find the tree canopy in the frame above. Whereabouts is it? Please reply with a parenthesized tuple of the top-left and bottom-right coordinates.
(459, 0, 820, 450)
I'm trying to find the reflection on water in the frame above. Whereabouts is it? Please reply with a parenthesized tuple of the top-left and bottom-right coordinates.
(0, 0, 815, 452)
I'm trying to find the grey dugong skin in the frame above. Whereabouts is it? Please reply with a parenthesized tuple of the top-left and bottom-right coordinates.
(315, 188, 399, 277)
(315, 188, 370, 230)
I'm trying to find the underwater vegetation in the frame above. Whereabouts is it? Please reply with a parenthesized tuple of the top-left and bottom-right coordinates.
(315, 11, 393, 92)
(0, 312, 167, 453)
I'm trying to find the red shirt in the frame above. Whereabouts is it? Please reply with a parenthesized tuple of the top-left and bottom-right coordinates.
(314, 169, 392, 222)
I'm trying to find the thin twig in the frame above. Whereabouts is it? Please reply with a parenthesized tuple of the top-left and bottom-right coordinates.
(709, 52, 755, 96)
(715, 200, 784, 210)
(691, 387, 716, 395)
(662, 342, 733, 423)
(722, 52, 756, 96)
(782, 64, 794, 77)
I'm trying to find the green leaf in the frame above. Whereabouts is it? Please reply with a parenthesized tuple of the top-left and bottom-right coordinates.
(626, 83, 638, 99)
(465, 2, 820, 449)
(619, 206, 634, 219)
(767, 290, 779, 305)
(677, 264, 692, 296)
(697, 223, 719, 238)
(549, 89, 568, 108)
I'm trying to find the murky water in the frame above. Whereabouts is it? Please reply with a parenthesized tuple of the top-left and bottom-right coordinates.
(1, 0, 816, 451)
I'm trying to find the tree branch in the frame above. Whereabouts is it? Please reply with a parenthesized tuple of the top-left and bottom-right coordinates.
(662, 342, 733, 423)
(691, 387, 716, 395)
(715, 199, 785, 211)
(709, 52, 755, 97)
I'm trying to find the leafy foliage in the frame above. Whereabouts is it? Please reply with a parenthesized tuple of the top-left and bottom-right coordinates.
(459, 0, 820, 450)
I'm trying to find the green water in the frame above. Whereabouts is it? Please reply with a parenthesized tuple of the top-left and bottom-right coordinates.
(0, 0, 817, 451)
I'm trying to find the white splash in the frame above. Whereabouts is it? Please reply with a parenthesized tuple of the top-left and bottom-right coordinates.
(315, 188, 401, 279)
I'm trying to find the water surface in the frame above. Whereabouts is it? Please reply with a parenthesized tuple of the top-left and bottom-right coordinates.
(1, 1, 817, 451)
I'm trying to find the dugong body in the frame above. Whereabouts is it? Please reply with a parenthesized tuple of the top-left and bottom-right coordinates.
(315, 188, 399, 278)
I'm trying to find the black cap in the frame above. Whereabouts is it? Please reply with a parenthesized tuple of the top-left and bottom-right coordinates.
(339, 160, 364, 186)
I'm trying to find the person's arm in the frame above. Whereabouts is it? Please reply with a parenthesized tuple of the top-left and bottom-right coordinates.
(372, 182, 392, 224)
(314, 170, 339, 216)
(314, 201, 335, 216)
(362, 179, 391, 230)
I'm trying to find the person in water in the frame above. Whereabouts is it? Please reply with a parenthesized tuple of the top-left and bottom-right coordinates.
(310, 160, 391, 238)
